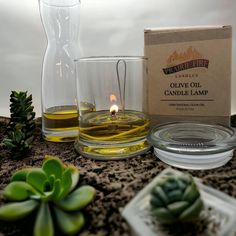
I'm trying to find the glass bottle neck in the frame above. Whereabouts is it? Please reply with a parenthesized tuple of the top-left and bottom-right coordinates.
(40, 0, 80, 7)
(40, 1, 80, 43)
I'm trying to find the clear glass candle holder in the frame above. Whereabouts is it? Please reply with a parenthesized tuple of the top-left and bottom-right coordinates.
(74, 56, 150, 160)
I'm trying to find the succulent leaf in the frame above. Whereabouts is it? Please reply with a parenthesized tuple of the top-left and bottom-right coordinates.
(49, 179, 62, 201)
(34, 203, 54, 236)
(177, 179, 187, 190)
(59, 169, 73, 200)
(152, 207, 175, 223)
(4, 182, 37, 201)
(167, 189, 182, 203)
(11, 169, 32, 182)
(67, 165, 79, 191)
(0, 200, 38, 221)
(54, 207, 85, 235)
(48, 175, 56, 189)
(3, 139, 16, 149)
(182, 183, 200, 203)
(150, 196, 165, 208)
(179, 198, 203, 221)
(42, 156, 64, 180)
(58, 185, 96, 211)
(178, 174, 191, 184)
(152, 186, 169, 205)
(27, 169, 47, 193)
(167, 201, 189, 216)
(15, 129, 23, 143)
(163, 180, 178, 192)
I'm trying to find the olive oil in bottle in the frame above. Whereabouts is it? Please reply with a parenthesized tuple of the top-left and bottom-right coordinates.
(43, 105, 78, 142)
(40, 0, 80, 142)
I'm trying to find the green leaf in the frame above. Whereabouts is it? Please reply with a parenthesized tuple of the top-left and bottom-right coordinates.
(42, 156, 64, 180)
(152, 207, 175, 223)
(48, 175, 55, 189)
(0, 200, 38, 221)
(34, 203, 54, 236)
(177, 179, 187, 190)
(11, 169, 32, 182)
(59, 169, 73, 200)
(3, 139, 16, 149)
(67, 165, 79, 191)
(167, 201, 189, 216)
(179, 198, 204, 222)
(163, 180, 178, 192)
(59, 165, 79, 200)
(152, 186, 169, 204)
(150, 196, 165, 208)
(178, 174, 191, 184)
(15, 130, 23, 143)
(58, 185, 96, 211)
(54, 207, 85, 235)
(167, 189, 183, 203)
(27, 169, 47, 193)
(49, 179, 62, 201)
(182, 183, 200, 203)
(4, 182, 37, 201)
(154, 179, 166, 187)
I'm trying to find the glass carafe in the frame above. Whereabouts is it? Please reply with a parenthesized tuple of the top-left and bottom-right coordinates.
(39, 0, 80, 142)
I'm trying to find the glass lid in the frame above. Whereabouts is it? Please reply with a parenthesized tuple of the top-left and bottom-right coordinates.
(148, 122, 236, 155)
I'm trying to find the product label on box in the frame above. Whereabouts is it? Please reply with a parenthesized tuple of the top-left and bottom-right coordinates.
(145, 26, 232, 118)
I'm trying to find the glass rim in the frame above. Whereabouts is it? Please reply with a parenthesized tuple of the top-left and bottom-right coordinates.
(147, 121, 236, 155)
(75, 56, 147, 63)
(40, 0, 80, 7)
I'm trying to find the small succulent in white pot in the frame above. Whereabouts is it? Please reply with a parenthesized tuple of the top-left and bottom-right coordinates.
(150, 171, 203, 224)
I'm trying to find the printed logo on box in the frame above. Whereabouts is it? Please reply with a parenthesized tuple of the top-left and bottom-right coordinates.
(163, 46, 209, 75)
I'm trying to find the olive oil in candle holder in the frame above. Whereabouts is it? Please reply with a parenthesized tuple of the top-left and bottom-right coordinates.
(74, 57, 150, 160)
(76, 110, 150, 158)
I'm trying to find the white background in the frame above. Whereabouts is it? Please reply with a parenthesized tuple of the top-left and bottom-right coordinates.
(0, 0, 235, 117)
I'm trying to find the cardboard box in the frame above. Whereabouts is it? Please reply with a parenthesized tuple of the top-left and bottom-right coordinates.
(144, 26, 232, 125)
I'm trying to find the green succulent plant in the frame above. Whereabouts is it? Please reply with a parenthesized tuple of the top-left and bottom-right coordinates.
(3, 91, 36, 158)
(0, 155, 96, 236)
(150, 171, 203, 224)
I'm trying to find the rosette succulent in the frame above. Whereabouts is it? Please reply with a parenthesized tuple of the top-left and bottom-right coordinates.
(150, 171, 203, 224)
(0, 155, 96, 235)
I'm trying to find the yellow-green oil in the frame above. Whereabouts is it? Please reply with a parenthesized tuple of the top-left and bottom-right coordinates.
(43, 106, 78, 142)
(76, 110, 150, 158)
(43, 103, 95, 142)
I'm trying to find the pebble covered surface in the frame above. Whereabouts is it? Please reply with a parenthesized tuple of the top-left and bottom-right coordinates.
(0, 117, 236, 236)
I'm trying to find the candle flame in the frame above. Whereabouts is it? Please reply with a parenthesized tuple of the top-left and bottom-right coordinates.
(110, 94, 118, 116)
(110, 94, 117, 102)
(110, 104, 119, 114)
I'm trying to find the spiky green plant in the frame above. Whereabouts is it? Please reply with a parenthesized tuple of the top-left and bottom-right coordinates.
(3, 91, 35, 158)
(150, 171, 203, 224)
(0, 155, 96, 236)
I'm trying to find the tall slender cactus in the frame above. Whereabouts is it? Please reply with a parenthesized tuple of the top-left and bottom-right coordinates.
(3, 91, 36, 158)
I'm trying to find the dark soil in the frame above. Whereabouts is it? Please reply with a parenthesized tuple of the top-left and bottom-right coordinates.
(0, 116, 236, 236)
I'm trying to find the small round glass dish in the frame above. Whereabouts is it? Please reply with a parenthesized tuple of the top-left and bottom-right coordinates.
(147, 122, 236, 170)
